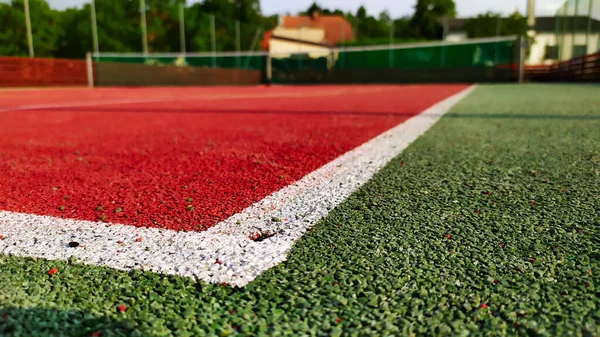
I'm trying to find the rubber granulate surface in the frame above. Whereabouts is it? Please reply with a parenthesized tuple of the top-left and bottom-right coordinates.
(0, 85, 467, 231)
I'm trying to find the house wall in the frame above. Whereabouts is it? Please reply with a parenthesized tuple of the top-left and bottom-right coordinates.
(528, 32, 556, 65)
(445, 32, 468, 42)
(557, 32, 599, 61)
(445, 30, 599, 65)
(269, 38, 331, 58)
(272, 27, 325, 44)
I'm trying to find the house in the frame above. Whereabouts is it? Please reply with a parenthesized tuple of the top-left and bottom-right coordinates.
(443, 16, 600, 65)
(263, 12, 355, 58)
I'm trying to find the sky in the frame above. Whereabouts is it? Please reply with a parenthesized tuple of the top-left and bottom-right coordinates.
(44, 0, 565, 18)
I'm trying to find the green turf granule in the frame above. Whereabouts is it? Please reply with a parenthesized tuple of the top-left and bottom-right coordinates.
(1, 84, 599, 336)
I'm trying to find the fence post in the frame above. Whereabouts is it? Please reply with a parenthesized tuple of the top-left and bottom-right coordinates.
(86, 52, 94, 88)
(24, 0, 34, 58)
(140, 0, 148, 55)
(572, 0, 580, 58)
(441, 16, 448, 67)
(494, 16, 501, 64)
(518, 36, 526, 83)
(210, 15, 216, 68)
(179, 4, 186, 54)
(244, 28, 261, 69)
(339, 21, 345, 69)
(585, 0, 594, 54)
(91, 0, 99, 54)
(389, 19, 394, 68)
(561, 3, 567, 60)
(236, 21, 241, 68)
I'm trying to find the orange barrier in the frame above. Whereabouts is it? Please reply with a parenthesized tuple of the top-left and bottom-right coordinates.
(0, 56, 88, 87)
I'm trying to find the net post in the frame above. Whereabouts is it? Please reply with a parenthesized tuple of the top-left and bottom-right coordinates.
(518, 36, 526, 83)
(86, 52, 94, 88)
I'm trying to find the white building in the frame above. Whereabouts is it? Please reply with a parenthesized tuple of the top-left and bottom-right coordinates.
(444, 16, 600, 65)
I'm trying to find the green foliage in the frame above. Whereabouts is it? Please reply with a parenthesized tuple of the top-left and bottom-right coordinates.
(409, 0, 457, 39)
(464, 11, 529, 38)
(0, 0, 63, 57)
(0, 0, 274, 59)
(0, 0, 463, 59)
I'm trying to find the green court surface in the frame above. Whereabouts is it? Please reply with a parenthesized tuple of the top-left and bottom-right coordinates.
(1, 84, 599, 336)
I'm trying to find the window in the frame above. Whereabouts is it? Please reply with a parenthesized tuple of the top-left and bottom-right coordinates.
(572, 45, 588, 58)
(545, 45, 559, 60)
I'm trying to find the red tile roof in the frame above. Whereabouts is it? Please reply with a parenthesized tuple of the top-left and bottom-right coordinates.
(281, 14, 355, 46)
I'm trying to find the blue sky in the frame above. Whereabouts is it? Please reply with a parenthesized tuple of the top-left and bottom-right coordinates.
(45, 0, 565, 17)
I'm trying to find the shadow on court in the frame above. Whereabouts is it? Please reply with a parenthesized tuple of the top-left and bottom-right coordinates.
(0, 307, 157, 337)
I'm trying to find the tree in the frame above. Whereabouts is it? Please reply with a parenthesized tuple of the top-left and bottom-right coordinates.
(352, 7, 390, 40)
(54, 7, 92, 58)
(409, 0, 456, 39)
(0, 0, 63, 57)
(185, 0, 272, 53)
(393, 17, 412, 38)
(464, 11, 528, 38)
(302, 2, 322, 16)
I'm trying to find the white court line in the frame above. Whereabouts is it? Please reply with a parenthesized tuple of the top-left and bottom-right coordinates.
(0, 87, 392, 113)
(0, 86, 475, 287)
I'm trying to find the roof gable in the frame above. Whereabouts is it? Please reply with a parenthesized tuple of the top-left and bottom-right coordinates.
(281, 15, 355, 46)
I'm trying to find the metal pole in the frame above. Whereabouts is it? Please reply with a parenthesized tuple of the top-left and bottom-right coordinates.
(210, 14, 216, 68)
(248, 28, 261, 52)
(236, 21, 241, 67)
(389, 19, 394, 68)
(518, 36, 525, 83)
(179, 4, 186, 53)
(561, 3, 567, 60)
(585, 0, 594, 54)
(244, 28, 261, 69)
(441, 16, 448, 67)
(91, 0, 99, 54)
(494, 16, 501, 64)
(298, 24, 302, 52)
(24, 0, 34, 58)
(340, 21, 345, 68)
(572, 0, 580, 58)
(140, 0, 148, 55)
(442, 16, 448, 40)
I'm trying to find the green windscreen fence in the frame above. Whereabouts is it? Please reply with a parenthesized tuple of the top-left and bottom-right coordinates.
(92, 37, 520, 86)
(270, 37, 519, 84)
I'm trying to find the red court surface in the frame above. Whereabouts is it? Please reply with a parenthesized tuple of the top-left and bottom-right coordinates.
(0, 85, 467, 231)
